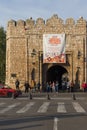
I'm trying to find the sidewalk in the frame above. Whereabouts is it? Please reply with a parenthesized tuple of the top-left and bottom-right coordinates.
(19, 91, 87, 99)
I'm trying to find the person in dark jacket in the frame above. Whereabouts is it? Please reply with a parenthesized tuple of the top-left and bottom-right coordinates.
(15, 79, 20, 90)
(24, 81, 30, 93)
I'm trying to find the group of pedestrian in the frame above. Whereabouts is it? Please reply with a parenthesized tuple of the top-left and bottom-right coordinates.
(46, 81, 59, 93)
(46, 79, 74, 93)
(62, 79, 74, 92)
(15, 79, 87, 93)
(15, 79, 30, 93)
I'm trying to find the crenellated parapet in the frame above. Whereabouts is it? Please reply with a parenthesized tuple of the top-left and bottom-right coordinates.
(7, 14, 87, 37)
(46, 14, 63, 26)
(25, 17, 35, 28)
(36, 18, 45, 25)
(75, 17, 86, 35)
(7, 19, 26, 37)
(7, 19, 25, 27)
(7, 19, 16, 27)
(17, 20, 25, 26)
(77, 16, 86, 25)
(65, 18, 75, 26)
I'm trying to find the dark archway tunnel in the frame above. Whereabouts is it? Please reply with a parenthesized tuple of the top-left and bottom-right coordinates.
(46, 65, 68, 89)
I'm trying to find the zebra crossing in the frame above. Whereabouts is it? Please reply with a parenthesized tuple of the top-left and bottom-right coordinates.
(16, 102, 35, 113)
(72, 102, 86, 113)
(0, 101, 86, 114)
(57, 102, 66, 113)
(37, 102, 50, 113)
(0, 102, 21, 114)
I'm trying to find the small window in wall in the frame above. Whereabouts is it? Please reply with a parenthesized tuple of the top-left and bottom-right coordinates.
(31, 68, 35, 80)
(11, 73, 16, 78)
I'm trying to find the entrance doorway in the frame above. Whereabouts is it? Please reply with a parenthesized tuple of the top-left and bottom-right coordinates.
(46, 65, 68, 89)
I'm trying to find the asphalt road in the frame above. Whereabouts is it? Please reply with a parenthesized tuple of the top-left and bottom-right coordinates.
(0, 93, 87, 130)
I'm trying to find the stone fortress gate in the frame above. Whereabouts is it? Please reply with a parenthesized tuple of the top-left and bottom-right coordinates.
(6, 14, 87, 90)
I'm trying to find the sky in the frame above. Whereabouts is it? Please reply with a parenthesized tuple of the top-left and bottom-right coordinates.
(0, 0, 87, 29)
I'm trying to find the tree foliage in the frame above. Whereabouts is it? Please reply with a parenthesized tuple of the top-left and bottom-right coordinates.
(0, 27, 6, 83)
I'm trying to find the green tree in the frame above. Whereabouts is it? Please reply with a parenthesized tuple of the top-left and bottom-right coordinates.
(0, 27, 6, 83)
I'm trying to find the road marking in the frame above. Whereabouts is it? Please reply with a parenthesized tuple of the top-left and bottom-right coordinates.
(72, 102, 86, 113)
(17, 97, 71, 100)
(33, 97, 46, 100)
(0, 102, 5, 106)
(57, 102, 66, 113)
(0, 103, 20, 113)
(16, 102, 35, 113)
(37, 102, 50, 113)
(53, 117, 59, 130)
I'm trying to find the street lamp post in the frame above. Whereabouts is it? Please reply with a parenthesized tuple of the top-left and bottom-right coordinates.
(76, 50, 81, 90)
(38, 51, 40, 85)
(31, 49, 42, 90)
(66, 51, 74, 82)
(72, 52, 73, 83)
(77, 50, 81, 73)
(71, 50, 81, 83)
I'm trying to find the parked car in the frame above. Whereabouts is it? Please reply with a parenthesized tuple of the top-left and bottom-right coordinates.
(0, 84, 22, 98)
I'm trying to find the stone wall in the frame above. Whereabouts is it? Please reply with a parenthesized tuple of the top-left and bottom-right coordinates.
(6, 14, 87, 90)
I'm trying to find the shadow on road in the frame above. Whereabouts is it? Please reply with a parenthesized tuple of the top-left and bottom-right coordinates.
(0, 113, 87, 130)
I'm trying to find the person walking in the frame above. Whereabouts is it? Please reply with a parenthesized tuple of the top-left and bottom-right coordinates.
(37, 82, 41, 92)
(55, 81, 59, 92)
(67, 80, 71, 92)
(62, 80, 66, 92)
(82, 81, 87, 92)
(46, 82, 50, 92)
(52, 81, 55, 92)
(70, 81, 74, 92)
(24, 81, 30, 93)
(15, 79, 20, 90)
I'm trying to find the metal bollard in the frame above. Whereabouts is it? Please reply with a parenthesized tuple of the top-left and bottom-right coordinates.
(47, 93, 50, 100)
(72, 93, 76, 100)
(30, 93, 32, 99)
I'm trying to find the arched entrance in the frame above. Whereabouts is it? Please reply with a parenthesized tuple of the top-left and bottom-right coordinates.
(46, 65, 68, 89)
